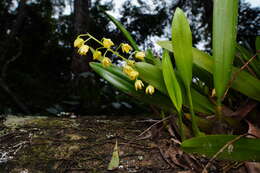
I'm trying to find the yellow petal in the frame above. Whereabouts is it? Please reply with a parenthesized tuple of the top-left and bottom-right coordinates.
(103, 38, 114, 48)
(123, 65, 134, 75)
(128, 70, 139, 80)
(145, 85, 155, 95)
(127, 60, 135, 66)
(121, 43, 132, 53)
(135, 80, 144, 90)
(135, 51, 145, 60)
(78, 45, 89, 55)
(93, 51, 102, 60)
(102, 57, 112, 67)
(74, 38, 84, 48)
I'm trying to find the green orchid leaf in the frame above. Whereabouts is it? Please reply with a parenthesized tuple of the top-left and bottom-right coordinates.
(157, 40, 260, 101)
(172, 7, 200, 136)
(213, 0, 239, 102)
(135, 62, 167, 94)
(181, 135, 260, 162)
(89, 62, 174, 110)
(135, 62, 215, 114)
(236, 44, 260, 78)
(162, 50, 182, 112)
(104, 11, 139, 51)
(145, 48, 161, 67)
(171, 8, 193, 87)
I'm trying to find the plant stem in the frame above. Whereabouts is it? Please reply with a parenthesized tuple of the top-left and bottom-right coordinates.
(216, 100, 223, 121)
(186, 87, 201, 136)
(177, 110, 185, 141)
(86, 34, 128, 61)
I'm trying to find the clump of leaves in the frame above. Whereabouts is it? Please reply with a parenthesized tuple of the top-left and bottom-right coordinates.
(73, 1, 260, 163)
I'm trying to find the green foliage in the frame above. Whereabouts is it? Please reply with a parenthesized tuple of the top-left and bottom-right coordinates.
(171, 8, 193, 87)
(157, 41, 260, 102)
(171, 8, 201, 136)
(104, 11, 140, 51)
(162, 50, 182, 112)
(213, 0, 239, 103)
(135, 62, 215, 114)
(181, 135, 260, 162)
(89, 62, 174, 111)
(162, 50, 184, 139)
(77, 1, 260, 162)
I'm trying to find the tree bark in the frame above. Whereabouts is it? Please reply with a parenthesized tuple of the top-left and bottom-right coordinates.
(0, 0, 30, 114)
(0, 0, 27, 65)
(72, 0, 91, 73)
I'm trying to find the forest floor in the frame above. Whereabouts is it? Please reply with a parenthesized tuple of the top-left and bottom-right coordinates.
(0, 115, 249, 173)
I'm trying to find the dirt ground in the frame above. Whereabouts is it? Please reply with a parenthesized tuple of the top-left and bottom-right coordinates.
(0, 115, 249, 173)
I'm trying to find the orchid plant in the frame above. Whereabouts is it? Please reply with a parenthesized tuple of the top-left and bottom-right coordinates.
(74, 0, 260, 163)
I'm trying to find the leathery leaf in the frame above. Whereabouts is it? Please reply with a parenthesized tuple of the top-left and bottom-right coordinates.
(181, 135, 260, 162)
(162, 50, 182, 112)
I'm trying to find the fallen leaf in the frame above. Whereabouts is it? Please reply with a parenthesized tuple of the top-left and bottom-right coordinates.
(107, 140, 120, 170)
(230, 101, 257, 120)
(247, 121, 260, 138)
(245, 162, 260, 173)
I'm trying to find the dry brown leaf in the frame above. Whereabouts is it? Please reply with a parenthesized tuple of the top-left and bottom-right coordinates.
(247, 121, 260, 138)
(245, 162, 260, 173)
(230, 101, 257, 120)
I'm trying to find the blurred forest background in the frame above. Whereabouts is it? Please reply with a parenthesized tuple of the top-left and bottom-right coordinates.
(0, 0, 259, 116)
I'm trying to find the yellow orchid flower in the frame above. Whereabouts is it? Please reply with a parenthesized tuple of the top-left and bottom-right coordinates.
(134, 80, 144, 91)
(121, 43, 132, 53)
(103, 38, 114, 48)
(128, 70, 139, 80)
(102, 57, 112, 67)
(145, 85, 155, 95)
(74, 37, 84, 48)
(135, 51, 145, 61)
(78, 45, 89, 55)
(93, 51, 102, 60)
(123, 65, 134, 75)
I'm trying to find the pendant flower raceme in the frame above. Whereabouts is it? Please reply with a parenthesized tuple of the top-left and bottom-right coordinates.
(135, 51, 145, 61)
(145, 85, 155, 95)
(102, 57, 112, 67)
(103, 38, 114, 48)
(78, 45, 89, 55)
(73, 34, 150, 93)
(134, 80, 144, 91)
(74, 37, 84, 48)
(121, 43, 132, 53)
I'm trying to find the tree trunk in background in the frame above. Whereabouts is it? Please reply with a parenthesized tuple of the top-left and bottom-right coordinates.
(0, 0, 30, 114)
(72, 0, 91, 73)
(0, 0, 27, 65)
